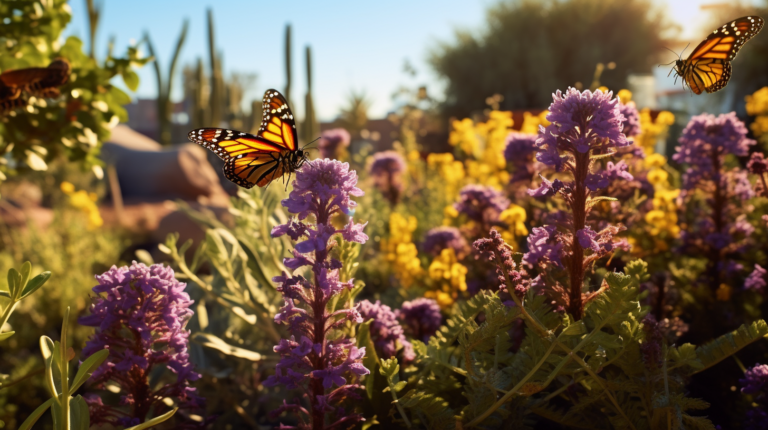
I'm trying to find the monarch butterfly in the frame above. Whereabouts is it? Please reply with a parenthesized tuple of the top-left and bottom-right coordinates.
(670, 16, 764, 95)
(0, 58, 71, 113)
(188, 89, 310, 189)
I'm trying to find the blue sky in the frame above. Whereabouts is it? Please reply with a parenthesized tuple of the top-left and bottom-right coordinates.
(65, 0, 493, 122)
(64, 0, 758, 122)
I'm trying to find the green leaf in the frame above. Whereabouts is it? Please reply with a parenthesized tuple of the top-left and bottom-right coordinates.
(356, 320, 380, 373)
(192, 333, 262, 361)
(122, 69, 140, 91)
(7, 268, 21, 298)
(18, 398, 54, 430)
(71, 395, 90, 430)
(40, 336, 58, 399)
(124, 407, 178, 430)
(21, 271, 51, 299)
(0, 290, 10, 299)
(0, 331, 15, 341)
(134, 249, 155, 266)
(19, 262, 31, 292)
(71, 349, 109, 392)
(691, 320, 768, 375)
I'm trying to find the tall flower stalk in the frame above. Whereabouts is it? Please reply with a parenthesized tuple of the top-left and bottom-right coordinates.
(673, 113, 755, 293)
(526, 88, 630, 319)
(267, 158, 370, 429)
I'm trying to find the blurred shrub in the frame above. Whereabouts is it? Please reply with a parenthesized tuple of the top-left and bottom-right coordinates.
(0, 0, 148, 183)
(430, 0, 675, 117)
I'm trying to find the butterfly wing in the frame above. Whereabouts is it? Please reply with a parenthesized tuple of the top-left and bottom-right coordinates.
(224, 152, 286, 189)
(188, 128, 285, 161)
(256, 89, 297, 151)
(682, 16, 763, 94)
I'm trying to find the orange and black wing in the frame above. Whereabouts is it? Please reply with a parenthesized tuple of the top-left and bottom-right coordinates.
(683, 16, 763, 94)
(224, 152, 285, 189)
(256, 89, 297, 151)
(188, 128, 285, 161)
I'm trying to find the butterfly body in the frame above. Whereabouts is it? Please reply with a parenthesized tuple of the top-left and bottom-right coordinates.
(189, 89, 309, 189)
(672, 16, 763, 94)
(0, 58, 70, 113)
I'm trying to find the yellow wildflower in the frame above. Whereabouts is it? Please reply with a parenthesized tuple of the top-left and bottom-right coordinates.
(751, 116, 768, 137)
(448, 118, 480, 155)
(636, 108, 675, 155)
(644, 153, 667, 169)
(427, 248, 468, 308)
(60, 182, 103, 229)
(617, 89, 632, 103)
(381, 213, 422, 287)
(499, 205, 528, 245)
(745, 87, 768, 116)
(647, 168, 669, 186)
(716, 284, 732, 302)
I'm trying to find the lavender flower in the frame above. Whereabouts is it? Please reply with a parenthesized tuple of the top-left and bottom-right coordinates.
(80, 262, 202, 427)
(619, 100, 641, 138)
(368, 150, 406, 205)
(526, 88, 629, 320)
(454, 184, 510, 224)
(422, 226, 469, 259)
(358, 300, 414, 361)
(673, 113, 757, 293)
(474, 229, 530, 300)
(397, 298, 442, 341)
(746, 265, 767, 293)
(640, 314, 662, 369)
(504, 132, 539, 184)
(749, 152, 768, 197)
(268, 159, 370, 429)
(318, 128, 351, 159)
(742, 364, 768, 430)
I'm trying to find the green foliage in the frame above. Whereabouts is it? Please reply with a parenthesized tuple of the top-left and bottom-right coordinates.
(0, 262, 50, 343)
(429, 0, 674, 117)
(0, 0, 149, 180)
(18, 307, 119, 430)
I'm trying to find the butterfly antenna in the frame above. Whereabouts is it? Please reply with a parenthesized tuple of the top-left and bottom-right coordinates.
(301, 136, 321, 150)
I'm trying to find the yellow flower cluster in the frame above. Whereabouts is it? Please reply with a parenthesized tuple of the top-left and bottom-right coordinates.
(60, 181, 103, 230)
(643, 154, 680, 240)
(448, 111, 513, 189)
(499, 204, 528, 246)
(426, 152, 465, 196)
(380, 213, 422, 287)
(636, 109, 675, 154)
(746, 87, 768, 142)
(518, 110, 550, 134)
(426, 248, 467, 308)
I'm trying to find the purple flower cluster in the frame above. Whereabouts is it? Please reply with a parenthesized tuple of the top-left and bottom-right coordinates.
(422, 226, 469, 259)
(533, 88, 629, 172)
(619, 101, 641, 138)
(318, 128, 351, 159)
(397, 298, 442, 342)
(358, 300, 414, 361)
(268, 159, 370, 429)
(526, 88, 630, 320)
(368, 150, 406, 205)
(474, 229, 530, 300)
(504, 132, 539, 184)
(640, 314, 662, 369)
(673, 113, 757, 292)
(673, 112, 755, 190)
(454, 184, 510, 224)
(746, 265, 767, 293)
(80, 262, 201, 426)
(749, 152, 768, 197)
(741, 364, 768, 430)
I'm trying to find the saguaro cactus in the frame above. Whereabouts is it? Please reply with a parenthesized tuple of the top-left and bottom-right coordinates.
(208, 8, 224, 128)
(303, 45, 319, 144)
(284, 24, 292, 105)
(146, 19, 189, 145)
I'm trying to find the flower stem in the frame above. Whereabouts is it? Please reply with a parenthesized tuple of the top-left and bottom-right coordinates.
(568, 151, 590, 320)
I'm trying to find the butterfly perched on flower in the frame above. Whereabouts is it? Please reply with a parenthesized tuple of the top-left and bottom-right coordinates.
(0, 58, 71, 113)
(188, 89, 310, 189)
(669, 16, 763, 95)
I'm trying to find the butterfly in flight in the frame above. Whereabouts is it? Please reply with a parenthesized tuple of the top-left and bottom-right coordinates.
(0, 58, 71, 113)
(188, 89, 310, 189)
(668, 16, 763, 94)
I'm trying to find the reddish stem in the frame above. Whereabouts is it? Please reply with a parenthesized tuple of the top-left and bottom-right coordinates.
(567, 150, 590, 320)
(310, 205, 331, 430)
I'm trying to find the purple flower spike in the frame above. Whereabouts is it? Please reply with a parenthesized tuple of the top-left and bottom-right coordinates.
(358, 300, 414, 362)
(397, 298, 442, 342)
(368, 150, 407, 205)
(746, 265, 767, 293)
(80, 262, 203, 427)
(454, 184, 510, 223)
(318, 128, 351, 159)
(422, 226, 469, 259)
(268, 159, 369, 428)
